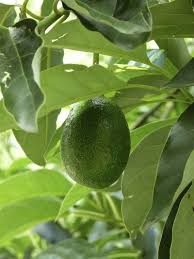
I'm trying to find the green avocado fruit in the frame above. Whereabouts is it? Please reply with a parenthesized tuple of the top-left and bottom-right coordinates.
(61, 97, 130, 189)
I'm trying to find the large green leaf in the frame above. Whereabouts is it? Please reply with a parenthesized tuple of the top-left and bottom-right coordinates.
(151, 0, 194, 38)
(0, 64, 126, 133)
(41, 0, 54, 16)
(0, 101, 17, 133)
(0, 196, 61, 244)
(122, 126, 171, 235)
(13, 110, 59, 165)
(158, 184, 191, 259)
(40, 64, 126, 114)
(170, 183, 194, 259)
(166, 58, 194, 88)
(0, 169, 71, 208)
(148, 103, 194, 223)
(43, 19, 150, 65)
(41, 47, 64, 70)
(62, 0, 152, 50)
(0, 19, 44, 132)
(35, 239, 104, 259)
(156, 39, 191, 70)
(0, 4, 16, 27)
(57, 184, 91, 218)
(131, 119, 176, 150)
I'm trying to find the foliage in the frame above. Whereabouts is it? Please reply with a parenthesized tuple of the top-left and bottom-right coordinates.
(0, 0, 194, 258)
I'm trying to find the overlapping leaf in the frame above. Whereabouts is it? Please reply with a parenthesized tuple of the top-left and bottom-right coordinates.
(151, 0, 194, 38)
(166, 58, 194, 88)
(158, 184, 191, 259)
(40, 64, 126, 114)
(57, 184, 91, 219)
(0, 3, 16, 27)
(148, 103, 194, 223)
(170, 183, 194, 259)
(14, 110, 59, 165)
(0, 196, 61, 244)
(0, 169, 71, 208)
(0, 19, 44, 132)
(122, 126, 171, 235)
(62, 0, 152, 50)
(43, 19, 150, 65)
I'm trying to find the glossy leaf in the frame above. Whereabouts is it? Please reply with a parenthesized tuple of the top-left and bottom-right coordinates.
(0, 64, 126, 133)
(112, 74, 167, 111)
(0, 19, 44, 132)
(0, 196, 61, 244)
(41, 0, 54, 16)
(40, 64, 126, 114)
(35, 239, 104, 259)
(170, 184, 194, 259)
(57, 184, 91, 219)
(62, 0, 152, 50)
(156, 39, 191, 70)
(166, 58, 194, 88)
(43, 19, 150, 65)
(122, 126, 171, 235)
(13, 110, 59, 165)
(0, 3, 16, 27)
(158, 184, 191, 259)
(148, 103, 194, 222)
(41, 47, 64, 71)
(174, 150, 194, 201)
(0, 101, 17, 133)
(131, 119, 176, 150)
(151, 0, 194, 38)
(0, 169, 71, 208)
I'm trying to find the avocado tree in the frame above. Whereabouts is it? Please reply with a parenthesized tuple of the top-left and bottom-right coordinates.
(0, 0, 194, 258)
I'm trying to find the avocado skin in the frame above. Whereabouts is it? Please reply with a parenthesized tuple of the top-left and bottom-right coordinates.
(61, 97, 130, 189)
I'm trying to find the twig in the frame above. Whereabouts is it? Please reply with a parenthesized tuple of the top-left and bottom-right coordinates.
(131, 102, 163, 129)
(161, 102, 175, 120)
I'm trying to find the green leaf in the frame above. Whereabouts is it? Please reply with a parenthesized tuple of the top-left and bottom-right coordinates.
(62, 0, 152, 50)
(40, 64, 126, 114)
(131, 119, 176, 150)
(0, 101, 17, 133)
(41, 47, 64, 70)
(156, 39, 191, 70)
(0, 4, 16, 27)
(173, 150, 194, 201)
(122, 126, 171, 235)
(41, 0, 54, 16)
(151, 0, 194, 38)
(57, 184, 91, 219)
(147, 49, 178, 78)
(0, 169, 71, 208)
(158, 184, 191, 259)
(0, 196, 61, 244)
(148, 103, 194, 223)
(35, 239, 104, 259)
(170, 184, 194, 259)
(0, 64, 126, 133)
(109, 65, 160, 82)
(112, 84, 162, 111)
(43, 19, 150, 65)
(13, 110, 59, 165)
(166, 58, 194, 88)
(0, 19, 44, 132)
